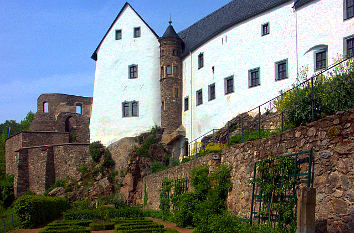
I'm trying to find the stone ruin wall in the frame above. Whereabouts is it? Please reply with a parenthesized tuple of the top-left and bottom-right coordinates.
(143, 109, 354, 233)
(5, 93, 92, 196)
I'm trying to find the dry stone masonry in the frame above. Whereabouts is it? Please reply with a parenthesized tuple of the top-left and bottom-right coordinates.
(143, 109, 354, 233)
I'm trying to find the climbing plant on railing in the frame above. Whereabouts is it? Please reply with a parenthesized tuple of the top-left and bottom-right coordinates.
(250, 156, 298, 232)
(159, 178, 173, 218)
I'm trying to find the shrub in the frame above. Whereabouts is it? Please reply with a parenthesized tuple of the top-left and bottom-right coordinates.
(44, 179, 65, 196)
(150, 161, 163, 173)
(0, 174, 14, 208)
(63, 209, 102, 220)
(14, 195, 69, 228)
(105, 207, 143, 219)
(276, 58, 354, 127)
(142, 209, 163, 219)
(90, 141, 104, 162)
(102, 149, 115, 168)
(136, 135, 157, 157)
(173, 192, 199, 227)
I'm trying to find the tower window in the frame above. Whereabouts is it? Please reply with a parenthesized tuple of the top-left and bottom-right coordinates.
(174, 87, 179, 98)
(224, 76, 234, 94)
(173, 50, 177, 56)
(166, 65, 172, 75)
(184, 97, 189, 111)
(248, 68, 260, 88)
(161, 66, 164, 77)
(122, 101, 139, 117)
(115, 30, 122, 40)
(208, 83, 215, 101)
(173, 65, 178, 75)
(196, 89, 203, 106)
(345, 0, 354, 20)
(198, 53, 204, 69)
(262, 23, 269, 36)
(76, 104, 82, 114)
(134, 27, 141, 38)
(43, 102, 49, 113)
(129, 65, 138, 79)
(162, 100, 165, 111)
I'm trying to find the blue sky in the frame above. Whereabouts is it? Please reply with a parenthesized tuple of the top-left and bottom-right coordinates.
(0, 0, 230, 123)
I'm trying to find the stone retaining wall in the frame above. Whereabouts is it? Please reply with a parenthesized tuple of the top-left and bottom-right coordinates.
(143, 109, 354, 233)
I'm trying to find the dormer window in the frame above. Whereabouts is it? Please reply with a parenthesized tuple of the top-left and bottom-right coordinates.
(115, 30, 122, 40)
(134, 27, 141, 38)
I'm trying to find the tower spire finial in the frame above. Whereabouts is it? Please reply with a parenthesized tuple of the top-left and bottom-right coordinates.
(169, 14, 172, 25)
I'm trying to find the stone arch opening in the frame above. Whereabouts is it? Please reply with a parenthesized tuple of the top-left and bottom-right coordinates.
(65, 116, 76, 142)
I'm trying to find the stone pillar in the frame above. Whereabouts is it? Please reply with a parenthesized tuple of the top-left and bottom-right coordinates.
(297, 187, 316, 233)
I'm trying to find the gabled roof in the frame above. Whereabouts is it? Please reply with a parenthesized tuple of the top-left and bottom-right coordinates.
(91, 2, 159, 61)
(177, 0, 292, 57)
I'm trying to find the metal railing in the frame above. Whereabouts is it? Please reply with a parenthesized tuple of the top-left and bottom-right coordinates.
(0, 214, 17, 233)
(172, 57, 352, 161)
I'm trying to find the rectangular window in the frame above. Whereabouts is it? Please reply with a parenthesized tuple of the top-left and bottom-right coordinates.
(262, 23, 269, 36)
(345, 37, 354, 58)
(315, 50, 327, 71)
(166, 65, 172, 75)
(122, 101, 139, 117)
(161, 66, 164, 77)
(134, 27, 141, 38)
(224, 76, 234, 94)
(248, 68, 260, 88)
(275, 59, 288, 81)
(184, 97, 189, 111)
(345, 0, 354, 20)
(198, 53, 204, 69)
(129, 65, 138, 79)
(115, 30, 122, 40)
(173, 65, 178, 75)
(196, 89, 203, 106)
(76, 104, 82, 114)
(208, 83, 215, 101)
(132, 101, 138, 117)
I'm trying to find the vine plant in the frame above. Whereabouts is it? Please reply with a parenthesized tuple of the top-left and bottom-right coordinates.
(250, 156, 298, 231)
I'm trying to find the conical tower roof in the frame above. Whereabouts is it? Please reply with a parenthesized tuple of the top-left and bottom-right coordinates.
(161, 21, 181, 40)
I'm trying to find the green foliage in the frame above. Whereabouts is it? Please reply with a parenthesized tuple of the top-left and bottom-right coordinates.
(249, 157, 298, 230)
(71, 200, 96, 210)
(13, 195, 69, 228)
(190, 166, 210, 200)
(64, 207, 143, 221)
(0, 111, 34, 176)
(276, 58, 354, 127)
(142, 209, 163, 219)
(39, 219, 92, 233)
(150, 161, 164, 173)
(227, 130, 279, 146)
(0, 174, 14, 208)
(78, 164, 87, 176)
(89, 141, 104, 162)
(102, 148, 115, 168)
(159, 178, 173, 218)
(44, 179, 65, 196)
(136, 135, 157, 157)
(144, 183, 148, 206)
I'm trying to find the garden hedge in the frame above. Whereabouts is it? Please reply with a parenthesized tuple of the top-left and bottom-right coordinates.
(14, 195, 69, 228)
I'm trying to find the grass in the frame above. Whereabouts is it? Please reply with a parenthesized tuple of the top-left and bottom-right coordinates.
(227, 129, 280, 146)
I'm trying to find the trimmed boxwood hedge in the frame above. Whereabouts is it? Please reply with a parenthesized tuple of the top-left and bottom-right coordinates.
(13, 195, 69, 228)
(63, 207, 143, 220)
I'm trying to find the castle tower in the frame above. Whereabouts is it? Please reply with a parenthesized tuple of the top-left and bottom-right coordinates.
(159, 21, 183, 135)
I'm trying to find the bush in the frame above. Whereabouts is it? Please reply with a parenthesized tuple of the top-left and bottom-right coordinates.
(14, 195, 69, 228)
(136, 135, 157, 157)
(43, 179, 65, 196)
(173, 192, 199, 227)
(106, 207, 143, 219)
(90, 141, 104, 162)
(102, 149, 115, 168)
(276, 58, 354, 127)
(142, 209, 163, 219)
(64, 209, 102, 220)
(0, 175, 14, 208)
(150, 161, 164, 173)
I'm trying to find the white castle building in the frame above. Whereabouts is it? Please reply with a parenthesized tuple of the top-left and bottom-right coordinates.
(90, 0, 354, 148)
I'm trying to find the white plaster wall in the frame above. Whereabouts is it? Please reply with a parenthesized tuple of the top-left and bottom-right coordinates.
(182, 0, 353, 142)
(90, 5, 160, 146)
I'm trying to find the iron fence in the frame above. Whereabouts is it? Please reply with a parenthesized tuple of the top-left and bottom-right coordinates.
(172, 57, 352, 160)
